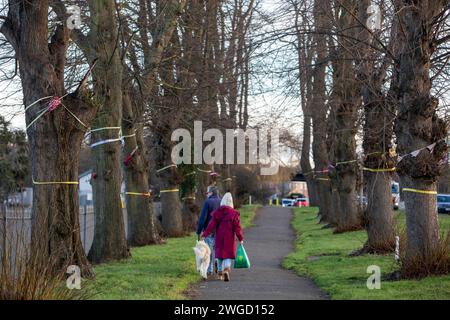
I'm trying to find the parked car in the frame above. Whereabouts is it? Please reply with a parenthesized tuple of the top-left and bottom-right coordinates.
(289, 193, 309, 207)
(281, 198, 296, 207)
(437, 194, 450, 214)
(294, 197, 309, 207)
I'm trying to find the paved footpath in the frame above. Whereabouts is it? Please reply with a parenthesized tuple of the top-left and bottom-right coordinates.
(191, 206, 328, 300)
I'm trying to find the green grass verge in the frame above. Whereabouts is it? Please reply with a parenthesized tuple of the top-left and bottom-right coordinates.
(240, 204, 261, 229)
(283, 207, 450, 300)
(88, 204, 260, 300)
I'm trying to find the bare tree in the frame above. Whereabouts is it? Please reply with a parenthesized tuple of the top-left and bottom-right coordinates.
(311, 0, 334, 223)
(0, 0, 97, 276)
(357, 0, 397, 254)
(293, 0, 318, 206)
(120, 0, 186, 245)
(394, 0, 449, 275)
(68, 0, 130, 263)
(328, 0, 362, 232)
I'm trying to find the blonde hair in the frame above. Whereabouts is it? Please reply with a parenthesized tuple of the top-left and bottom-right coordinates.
(220, 192, 234, 208)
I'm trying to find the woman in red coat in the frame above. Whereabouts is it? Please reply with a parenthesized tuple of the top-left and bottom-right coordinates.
(203, 192, 244, 281)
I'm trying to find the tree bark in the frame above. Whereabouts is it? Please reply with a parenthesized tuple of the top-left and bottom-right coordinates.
(330, 0, 362, 232)
(1, 0, 96, 276)
(139, 0, 187, 238)
(153, 38, 184, 237)
(179, 164, 200, 232)
(157, 165, 184, 237)
(394, 1, 448, 271)
(356, 0, 397, 253)
(87, 0, 129, 263)
(118, 0, 185, 246)
(311, 0, 333, 222)
(294, 2, 318, 206)
(122, 91, 160, 246)
(360, 84, 397, 250)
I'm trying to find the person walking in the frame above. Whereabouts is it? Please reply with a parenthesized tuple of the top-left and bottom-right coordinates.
(203, 192, 244, 282)
(196, 185, 221, 277)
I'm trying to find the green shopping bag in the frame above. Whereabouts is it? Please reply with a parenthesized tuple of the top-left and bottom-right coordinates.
(234, 243, 250, 269)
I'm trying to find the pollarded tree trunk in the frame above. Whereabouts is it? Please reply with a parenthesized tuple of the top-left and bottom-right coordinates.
(364, 172, 395, 251)
(294, 1, 318, 207)
(157, 165, 184, 237)
(181, 172, 200, 233)
(28, 94, 97, 277)
(361, 79, 398, 252)
(118, 0, 186, 245)
(330, 0, 362, 233)
(1, 0, 97, 276)
(326, 80, 340, 227)
(86, 0, 129, 263)
(311, 0, 333, 222)
(152, 85, 183, 237)
(136, 0, 187, 238)
(332, 115, 361, 233)
(122, 91, 160, 246)
(356, 0, 396, 253)
(394, 1, 448, 274)
(182, 198, 200, 233)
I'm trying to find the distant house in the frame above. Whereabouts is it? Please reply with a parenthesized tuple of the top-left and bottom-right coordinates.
(79, 170, 93, 206)
(78, 170, 126, 206)
(5, 170, 99, 207)
(4, 187, 33, 207)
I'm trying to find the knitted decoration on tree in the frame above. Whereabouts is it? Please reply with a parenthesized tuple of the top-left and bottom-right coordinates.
(47, 97, 62, 112)
(124, 147, 139, 167)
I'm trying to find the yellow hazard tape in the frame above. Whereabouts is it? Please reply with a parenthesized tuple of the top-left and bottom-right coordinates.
(366, 151, 384, 157)
(335, 160, 358, 166)
(160, 189, 179, 193)
(126, 192, 151, 197)
(402, 188, 437, 195)
(363, 167, 397, 173)
(32, 177, 79, 185)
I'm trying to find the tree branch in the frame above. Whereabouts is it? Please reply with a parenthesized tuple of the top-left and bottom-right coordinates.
(0, 14, 18, 51)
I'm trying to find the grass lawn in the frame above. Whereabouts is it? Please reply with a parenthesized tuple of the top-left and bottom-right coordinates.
(88, 205, 260, 300)
(283, 207, 450, 300)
